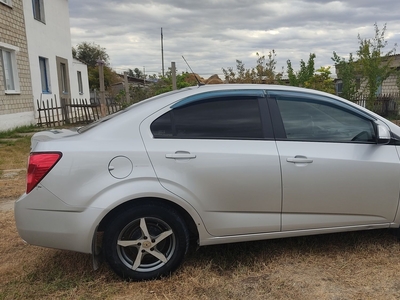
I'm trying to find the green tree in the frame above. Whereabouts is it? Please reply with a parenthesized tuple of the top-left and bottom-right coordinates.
(331, 52, 358, 100)
(72, 42, 118, 91)
(286, 53, 316, 87)
(255, 50, 279, 83)
(128, 68, 145, 79)
(333, 23, 397, 109)
(72, 42, 109, 67)
(287, 54, 335, 93)
(222, 59, 254, 83)
(304, 66, 335, 94)
(153, 71, 195, 95)
(356, 23, 397, 109)
(87, 65, 120, 91)
(222, 50, 279, 84)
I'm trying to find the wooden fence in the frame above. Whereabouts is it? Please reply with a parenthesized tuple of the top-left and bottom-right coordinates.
(36, 95, 122, 127)
(352, 93, 400, 117)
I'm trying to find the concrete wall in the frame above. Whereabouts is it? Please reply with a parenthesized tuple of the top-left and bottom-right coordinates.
(0, 0, 35, 131)
(382, 73, 400, 95)
(382, 55, 400, 94)
(23, 0, 89, 119)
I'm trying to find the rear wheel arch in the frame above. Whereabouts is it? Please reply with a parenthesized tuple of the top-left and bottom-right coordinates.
(97, 197, 199, 242)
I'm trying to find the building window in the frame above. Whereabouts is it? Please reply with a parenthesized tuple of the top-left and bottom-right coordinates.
(0, 47, 20, 93)
(335, 80, 343, 96)
(39, 57, 50, 93)
(77, 71, 83, 94)
(60, 63, 68, 93)
(0, 0, 12, 7)
(32, 0, 45, 23)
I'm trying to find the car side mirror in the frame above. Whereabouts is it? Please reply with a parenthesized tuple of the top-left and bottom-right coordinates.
(376, 124, 391, 144)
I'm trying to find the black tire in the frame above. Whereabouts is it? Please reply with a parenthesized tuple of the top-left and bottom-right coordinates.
(103, 203, 189, 281)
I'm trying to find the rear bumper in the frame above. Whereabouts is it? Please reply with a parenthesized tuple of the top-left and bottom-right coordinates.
(14, 187, 103, 254)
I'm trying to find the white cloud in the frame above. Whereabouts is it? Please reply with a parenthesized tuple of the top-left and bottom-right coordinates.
(69, 0, 400, 78)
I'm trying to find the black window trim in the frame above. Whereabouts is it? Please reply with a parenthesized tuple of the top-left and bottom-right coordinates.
(266, 91, 379, 144)
(151, 94, 274, 140)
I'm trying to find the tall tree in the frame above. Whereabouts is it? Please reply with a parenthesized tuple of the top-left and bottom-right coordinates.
(72, 42, 117, 90)
(72, 42, 109, 67)
(304, 66, 335, 94)
(222, 59, 255, 83)
(331, 52, 358, 100)
(286, 53, 316, 87)
(128, 68, 145, 79)
(333, 23, 397, 109)
(87, 65, 120, 91)
(255, 50, 279, 84)
(356, 23, 396, 109)
(222, 50, 279, 84)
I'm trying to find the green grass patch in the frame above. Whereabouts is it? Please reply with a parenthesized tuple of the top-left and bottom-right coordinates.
(0, 137, 31, 170)
(0, 125, 38, 139)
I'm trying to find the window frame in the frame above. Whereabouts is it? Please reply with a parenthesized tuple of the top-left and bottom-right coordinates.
(0, 44, 20, 94)
(267, 91, 377, 144)
(0, 0, 12, 7)
(77, 71, 83, 94)
(60, 62, 68, 94)
(32, 0, 45, 23)
(335, 80, 343, 96)
(39, 56, 51, 93)
(151, 93, 273, 140)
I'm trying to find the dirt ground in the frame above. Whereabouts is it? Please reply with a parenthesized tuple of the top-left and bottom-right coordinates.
(0, 169, 25, 211)
(0, 199, 14, 211)
(3, 131, 400, 299)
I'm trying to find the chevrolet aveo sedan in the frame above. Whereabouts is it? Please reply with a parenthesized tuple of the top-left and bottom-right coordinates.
(15, 84, 400, 281)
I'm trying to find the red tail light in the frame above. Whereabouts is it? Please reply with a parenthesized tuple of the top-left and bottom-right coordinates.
(26, 152, 62, 194)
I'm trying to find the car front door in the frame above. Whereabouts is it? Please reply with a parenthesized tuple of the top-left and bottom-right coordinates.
(140, 90, 282, 236)
(268, 90, 400, 231)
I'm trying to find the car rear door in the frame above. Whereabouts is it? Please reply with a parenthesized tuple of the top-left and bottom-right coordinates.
(140, 90, 282, 236)
(268, 90, 400, 231)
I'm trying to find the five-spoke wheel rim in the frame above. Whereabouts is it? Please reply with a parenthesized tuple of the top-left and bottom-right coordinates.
(117, 217, 176, 272)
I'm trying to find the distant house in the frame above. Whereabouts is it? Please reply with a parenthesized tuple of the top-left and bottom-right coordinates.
(111, 73, 155, 95)
(335, 54, 400, 97)
(0, 0, 90, 131)
(0, 0, 35, 130)
(380, 54, 400, 94)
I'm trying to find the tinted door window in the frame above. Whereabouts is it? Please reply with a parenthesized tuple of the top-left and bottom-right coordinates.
(277, 98, 375, 142)
(151, 97, 263, 139)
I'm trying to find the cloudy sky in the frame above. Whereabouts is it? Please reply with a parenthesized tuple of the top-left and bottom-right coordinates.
(68, 0, 400, 79)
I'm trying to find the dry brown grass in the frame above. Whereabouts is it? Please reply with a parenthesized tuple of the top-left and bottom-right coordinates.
(2, 208, 400, 299)
(0, 136, 30, 200)
(2, 128, 400, 299)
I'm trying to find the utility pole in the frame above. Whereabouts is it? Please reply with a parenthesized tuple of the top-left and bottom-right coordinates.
(161, 27, 165, 77)
(97, 59, 106, 117)
(171, 62, 177, 90)
(124, 71, 129, 104)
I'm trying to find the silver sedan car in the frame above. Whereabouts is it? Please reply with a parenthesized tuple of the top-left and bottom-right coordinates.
(15, 84, 400, 281)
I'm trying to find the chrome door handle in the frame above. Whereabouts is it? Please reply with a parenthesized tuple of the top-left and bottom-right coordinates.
(166, 151, 196, 159)
(286, 157, 313, 164)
